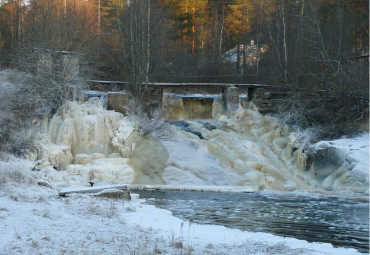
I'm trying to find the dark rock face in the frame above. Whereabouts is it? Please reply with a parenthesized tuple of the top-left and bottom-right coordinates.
(308, 145, 346, 180)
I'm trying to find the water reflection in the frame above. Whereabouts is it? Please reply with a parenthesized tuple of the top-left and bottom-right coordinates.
(135, 190, 369, 253)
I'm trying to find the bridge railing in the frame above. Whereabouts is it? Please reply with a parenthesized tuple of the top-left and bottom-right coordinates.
(84, 80, 282, 89)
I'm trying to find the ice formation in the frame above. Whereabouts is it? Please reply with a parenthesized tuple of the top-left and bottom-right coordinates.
(34, 98, 137, 186)
(33, 95, 369, 194)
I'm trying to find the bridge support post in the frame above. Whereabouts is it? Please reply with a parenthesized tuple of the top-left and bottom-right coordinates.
(224, 86, 240, 116)
(143, 88, 163, 117)
(248, 87, 257, 102)
(107, 92, 130, 115)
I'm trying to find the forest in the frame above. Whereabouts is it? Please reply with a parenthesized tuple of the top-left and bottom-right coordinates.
(0, 0, 369, 147)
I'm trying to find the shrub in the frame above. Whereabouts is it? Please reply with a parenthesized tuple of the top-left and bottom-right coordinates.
(0, 159, 35, 185)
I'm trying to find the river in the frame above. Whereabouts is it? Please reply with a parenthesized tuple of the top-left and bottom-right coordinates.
(136, 190, 369, 253)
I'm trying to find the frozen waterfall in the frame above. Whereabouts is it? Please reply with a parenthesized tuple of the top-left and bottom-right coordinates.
(32, 96, 369, 194)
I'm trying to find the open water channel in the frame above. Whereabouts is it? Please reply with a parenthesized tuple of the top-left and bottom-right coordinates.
(136, 190, 369, 253)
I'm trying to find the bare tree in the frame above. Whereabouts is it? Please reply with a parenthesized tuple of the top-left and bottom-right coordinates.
(279, 0, 369, 140)
(9, 0, 100, 109)
(111, 0, 171, 116)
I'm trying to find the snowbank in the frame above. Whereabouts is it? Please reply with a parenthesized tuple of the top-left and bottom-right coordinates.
(0, 182, 365, 255)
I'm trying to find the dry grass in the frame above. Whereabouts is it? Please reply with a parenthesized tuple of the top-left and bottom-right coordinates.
(0, 160, 35, 187)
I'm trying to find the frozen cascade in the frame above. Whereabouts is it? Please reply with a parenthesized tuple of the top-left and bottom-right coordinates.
(34, 97, 369, 194)
(35, 98, 137, 185)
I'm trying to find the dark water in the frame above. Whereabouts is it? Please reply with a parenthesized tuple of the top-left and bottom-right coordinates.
(135, 190, 369, 253)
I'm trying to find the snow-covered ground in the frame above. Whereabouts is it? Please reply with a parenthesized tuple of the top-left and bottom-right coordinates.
(0, 181, 365, 255)
(0, 156, 368, 255)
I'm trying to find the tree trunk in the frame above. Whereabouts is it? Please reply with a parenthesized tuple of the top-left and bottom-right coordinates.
(219, 5, 225, 56)
(145, 0, 151, 88)
(282, 0, 288, 83)
(236, 44, 241, 78)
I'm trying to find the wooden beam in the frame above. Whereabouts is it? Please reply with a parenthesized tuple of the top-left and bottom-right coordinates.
(59, 184, 129, 197)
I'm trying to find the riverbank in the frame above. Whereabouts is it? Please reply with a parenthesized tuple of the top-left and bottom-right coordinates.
(0, 180, 366, 255)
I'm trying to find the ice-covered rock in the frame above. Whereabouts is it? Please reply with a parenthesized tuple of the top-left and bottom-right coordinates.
(66, 158, 135, 185)
(309, 133, 369, 193)
(112, 117, 137, 157)
(128, 136, 169, 184)
(74, 153, 105, 165)
(39, 144, 73, 170)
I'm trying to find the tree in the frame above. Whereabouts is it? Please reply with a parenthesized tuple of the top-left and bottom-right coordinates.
(278, 0, 369, 139)
(10, 0, 101, 109)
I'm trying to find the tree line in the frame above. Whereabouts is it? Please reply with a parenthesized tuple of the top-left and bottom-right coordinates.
(0, 0, 369, 140)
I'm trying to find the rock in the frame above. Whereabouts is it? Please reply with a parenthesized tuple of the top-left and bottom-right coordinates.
(32, 164, 41, 171)
(37, 180, 53, 188)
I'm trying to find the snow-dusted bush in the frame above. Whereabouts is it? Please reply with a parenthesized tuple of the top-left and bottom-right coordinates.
(288, 129, 317, 149)
(0, 70, 38, 155)
(126, 99, 171, 139)
(0, 160, 35, 186)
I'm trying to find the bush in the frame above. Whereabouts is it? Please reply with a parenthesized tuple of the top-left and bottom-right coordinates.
(126, 99, 171, 139)
(0, 159, 35, 185)
(0, 70, 39, 155)
(281, 60, 369, 142)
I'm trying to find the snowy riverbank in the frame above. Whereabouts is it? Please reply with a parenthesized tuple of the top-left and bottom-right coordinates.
(0, 183, 366, 255)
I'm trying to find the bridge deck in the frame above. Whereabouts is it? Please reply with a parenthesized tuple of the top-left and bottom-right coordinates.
(86, 80, 277, 89)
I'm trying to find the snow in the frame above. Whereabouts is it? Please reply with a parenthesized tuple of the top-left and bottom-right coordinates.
(160, 135, 239, 186)
(0, 180, 365, 255)
(59, 184, 128, 196)
(170, 93, 220, 99)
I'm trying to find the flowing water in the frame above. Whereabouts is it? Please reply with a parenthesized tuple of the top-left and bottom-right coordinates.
(136, 190, 369, 253)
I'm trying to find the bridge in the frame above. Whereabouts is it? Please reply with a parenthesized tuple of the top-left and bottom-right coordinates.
(85, 80, 276, 88)
(85, 80, 291, 116)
